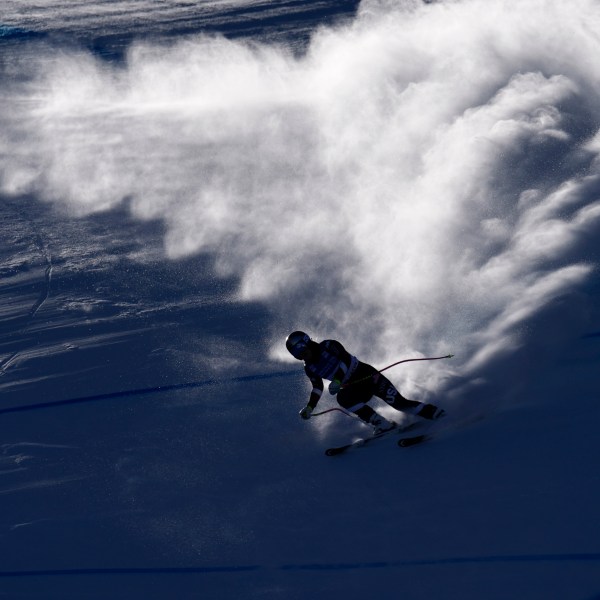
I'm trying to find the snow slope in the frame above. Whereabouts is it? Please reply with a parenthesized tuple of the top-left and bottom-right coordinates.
(1, 1, 600, 598)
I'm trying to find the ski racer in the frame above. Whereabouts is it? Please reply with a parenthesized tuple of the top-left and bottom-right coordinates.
(286, 331, 445, 434)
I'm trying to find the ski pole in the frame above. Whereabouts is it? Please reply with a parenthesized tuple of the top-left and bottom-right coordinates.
(311, 407, 356, 418)
(378, 353, 454, 373)
(342, 353, 454, 388)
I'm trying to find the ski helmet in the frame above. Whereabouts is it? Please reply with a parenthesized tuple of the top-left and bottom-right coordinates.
(286, 331, 311, 359)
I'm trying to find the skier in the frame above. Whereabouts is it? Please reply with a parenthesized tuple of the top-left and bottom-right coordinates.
(286, 331, 445, 434)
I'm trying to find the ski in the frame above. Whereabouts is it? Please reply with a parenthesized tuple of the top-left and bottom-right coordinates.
(325, 422, 422, 456)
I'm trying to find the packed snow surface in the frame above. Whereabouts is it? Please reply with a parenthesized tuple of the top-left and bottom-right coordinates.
(1, 1, 599, 598)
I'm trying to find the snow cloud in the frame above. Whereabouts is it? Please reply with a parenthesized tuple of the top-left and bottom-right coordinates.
(2, 0, 600, 408)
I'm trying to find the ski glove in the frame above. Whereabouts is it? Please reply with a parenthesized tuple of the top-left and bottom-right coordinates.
(328, 379, 342, 395)
(299, 405, 313, 420)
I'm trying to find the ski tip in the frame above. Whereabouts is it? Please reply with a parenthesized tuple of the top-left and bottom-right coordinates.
(398, 434, 429, 447)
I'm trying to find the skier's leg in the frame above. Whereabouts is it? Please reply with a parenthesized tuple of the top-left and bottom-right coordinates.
(337, 396, 395, 434)
(374, 373, 445, 420)
(336, 389, 377, 423)
(337, 369, 395, 433)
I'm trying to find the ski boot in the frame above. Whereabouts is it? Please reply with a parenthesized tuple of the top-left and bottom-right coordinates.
(416, 403, 445, 420)
(369, 413, 396, 435)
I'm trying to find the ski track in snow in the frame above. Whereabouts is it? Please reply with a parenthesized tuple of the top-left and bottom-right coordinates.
(0, 476, 87, 496)
(1, 551, 600, 577)
(0, 262, 52, 375)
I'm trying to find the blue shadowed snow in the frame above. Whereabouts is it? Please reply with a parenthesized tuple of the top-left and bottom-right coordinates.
(1, 1, 600, 599)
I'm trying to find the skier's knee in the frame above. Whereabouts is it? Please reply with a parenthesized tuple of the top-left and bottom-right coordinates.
(388, 394, 421, 413)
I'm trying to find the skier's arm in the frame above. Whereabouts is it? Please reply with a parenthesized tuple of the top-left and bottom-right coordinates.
(326, 340, 354, 394)
(299, 370, 324, 419)
(307, 376, 324, 409)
